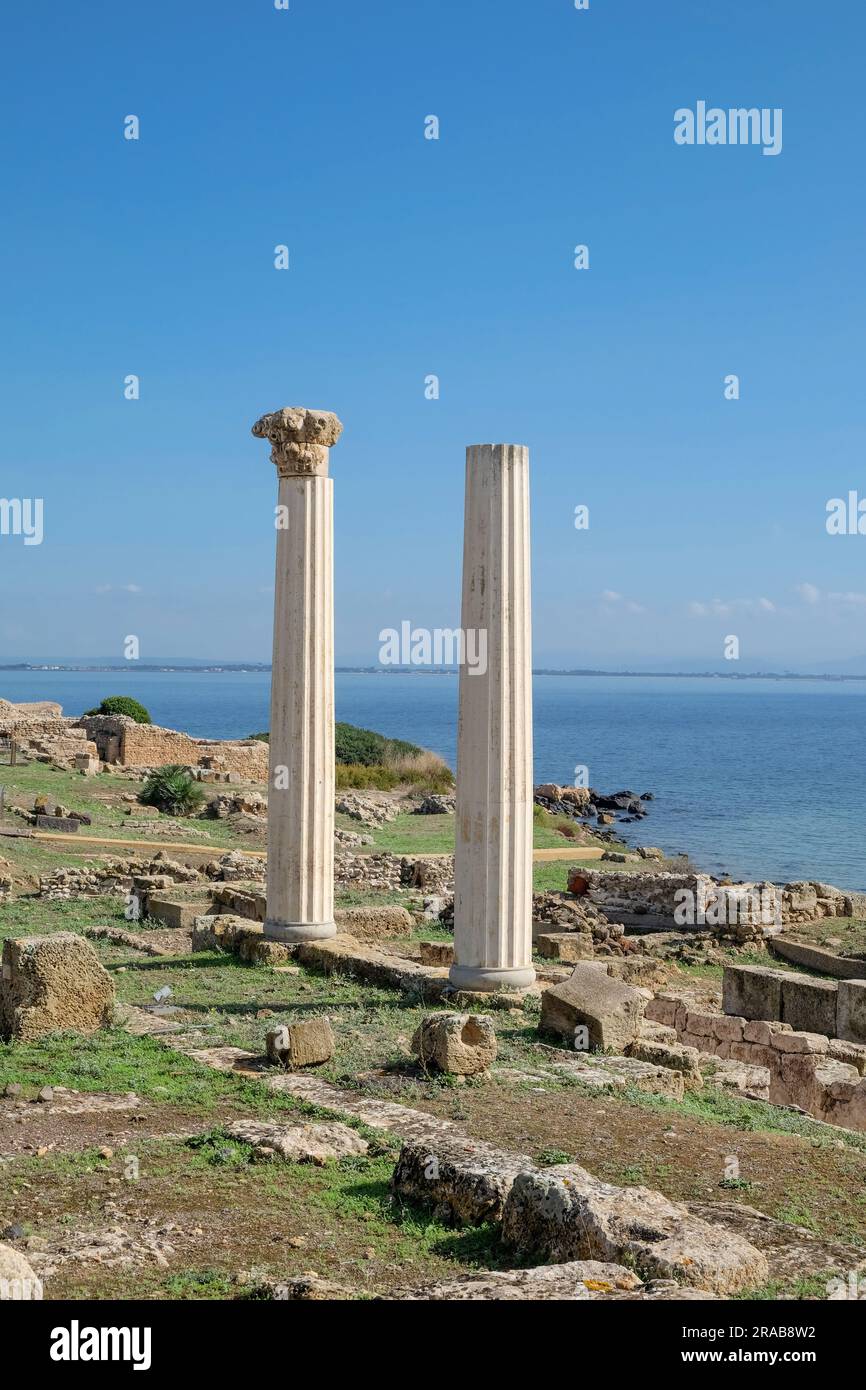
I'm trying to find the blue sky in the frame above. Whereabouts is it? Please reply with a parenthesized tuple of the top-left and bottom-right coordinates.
(1, 0, 864, 670)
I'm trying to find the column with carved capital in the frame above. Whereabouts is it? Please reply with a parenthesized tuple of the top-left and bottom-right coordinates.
(252, 407, 343, 942)
(450, 444, 536, 993)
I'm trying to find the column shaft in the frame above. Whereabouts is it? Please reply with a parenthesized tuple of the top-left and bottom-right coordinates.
(450, 444, 536, 992)
(266, 475, 335, 939)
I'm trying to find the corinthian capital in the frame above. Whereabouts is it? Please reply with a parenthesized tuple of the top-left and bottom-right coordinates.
(252, 407, 344, 477)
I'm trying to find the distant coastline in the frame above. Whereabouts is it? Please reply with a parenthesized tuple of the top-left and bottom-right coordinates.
(3, 664, 866, 682)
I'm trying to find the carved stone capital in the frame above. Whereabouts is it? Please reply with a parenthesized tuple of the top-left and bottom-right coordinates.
(252, 407, 343, 477)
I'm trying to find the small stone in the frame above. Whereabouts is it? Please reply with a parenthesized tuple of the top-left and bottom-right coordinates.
(266, 1019, 335, 1070)
(3, 1083, 22, 1098)
(412, 1012, 497, 1076)
(36, 1087, 54, 1104)
(98, 1147, 114, 1160)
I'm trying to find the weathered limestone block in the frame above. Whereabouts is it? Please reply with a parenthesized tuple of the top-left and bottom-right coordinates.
(418, 941, 454, 967)
(0, 934, 114, 1042)
(836, 979, 866, 1045)
(332, 905, 413, 941)
(0, 1243, 42, 1300)
(501, 1165, 769, 1294)
(536, 932, 595, 962)
(540, 963, 646, 1051)
(828, 1037, 866, 1073)
(743, 1019, 792, 1045)
(770, 1029, 829, 1055)
(704, 1057, 771, 1099)
(722, 963, 786, 1021)
(639, 1018, 679, 1045)
(549, 1053, 685, 1100)
(625, 1039, 703, 1087)
(412, 1012, 497, 1076)
(224, 1119, 367, 1165)
(780, 974, 838, 1037)
(391, 1260, 641, 1301)
(391, 1135, 533, 1226)
(265, 1019, 334, 1069)
(147, 896, 212, 930)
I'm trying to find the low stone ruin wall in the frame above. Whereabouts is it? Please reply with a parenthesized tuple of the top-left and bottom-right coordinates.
(648, 986, 866, 1132)
(722, 962, 866, 1045)
(570, 869, 866, 934)
(76, 715, 269, 779)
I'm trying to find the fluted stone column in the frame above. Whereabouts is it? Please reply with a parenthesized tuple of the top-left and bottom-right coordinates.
(252, 407, 343, 942)
(450, 444, 536, 993)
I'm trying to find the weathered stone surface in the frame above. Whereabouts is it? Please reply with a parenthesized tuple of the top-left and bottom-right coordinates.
(333, 905, 413, 941)
(501, 1165, 769, 1294)
(540, 963, 646, 1051)
(0, 1243, 42, 1299)
(34, 814, 79, 833)
(265, 1018, 334, 1069)
(0, 934, 114, 1042)
(548, 1053, 685, 1100)
(225, 1119, 367, 1165)
(390, 1260, 640, 1301)
(418, 941, 454, 967)
(147, 897, 212, 930)
(412, 1012, 497, 1075)
(391, 1135, 532, 1226)
(836, 979, 866, 1045)
(625, 1038, 703, 1087)
(297, 934, 449, 999)
(781, 974, 838, 1037)
(536, 932, 595, 962)
(686, 1200, 866, 1287)
(722, 964, 785, 1021)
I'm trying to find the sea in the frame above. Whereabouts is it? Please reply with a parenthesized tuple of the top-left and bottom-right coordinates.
(2, 670, 864, 891)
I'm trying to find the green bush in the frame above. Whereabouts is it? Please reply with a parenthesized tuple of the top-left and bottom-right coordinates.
(248, 731, 269, 743)
(140, 765, 205, 817)
(83, 695, 152, 724)
(335, 721, 422, 766)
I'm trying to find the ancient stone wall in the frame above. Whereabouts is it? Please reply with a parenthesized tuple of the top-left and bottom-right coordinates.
(76, 714, 269, 780)
(648, 989, 866, 1131)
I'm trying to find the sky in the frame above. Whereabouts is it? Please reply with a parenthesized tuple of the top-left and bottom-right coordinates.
(1, 0, 865, 672)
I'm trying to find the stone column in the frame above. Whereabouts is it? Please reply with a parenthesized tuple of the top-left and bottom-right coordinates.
(450, 444, 536, 993)
(252, 407, 343, 942)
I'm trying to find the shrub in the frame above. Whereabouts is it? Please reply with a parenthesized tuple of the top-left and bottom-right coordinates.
(83, 695, 152, 725)
(248, 731, 269, 743)
(140, 765, 205, 817)
(335, 721, 422, 767)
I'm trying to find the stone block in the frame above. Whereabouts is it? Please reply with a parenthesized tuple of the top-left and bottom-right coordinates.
(535, 932, 595, 962)
(0, 933, 114, 1042)
(684, 1010, 716, 1037)
(836, 979, 866, 1045)
(266, 1018, 334, 1070)
(625, 1039, 702, 1087)
(828, 1037, 866, 1074)
(722, 964, 785, 1021)
(333, 905, 413, 941)
(224, 1119, 367, 1165)
(771, 1029, 829, 1055)
(712, 1014, 745, 1043)
(34, 814, 79, 833)
(391, 1135, 533, 1226)
(391, 1261, 641, 1301)
(147, 897, 211, 930)
(540, 964, 645, 1052)
(780, 975, 837, 1037)
(412, 1012, 497, 1076)
(501, 1166, 768, 1295)
(418, 941, 454, 967)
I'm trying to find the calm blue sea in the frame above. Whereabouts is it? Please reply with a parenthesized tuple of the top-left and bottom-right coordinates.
(2, 670, 864, 891)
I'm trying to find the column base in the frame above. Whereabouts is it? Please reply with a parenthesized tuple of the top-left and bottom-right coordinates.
(264, 918, 337, 943)
(448, 963, 536, 993)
